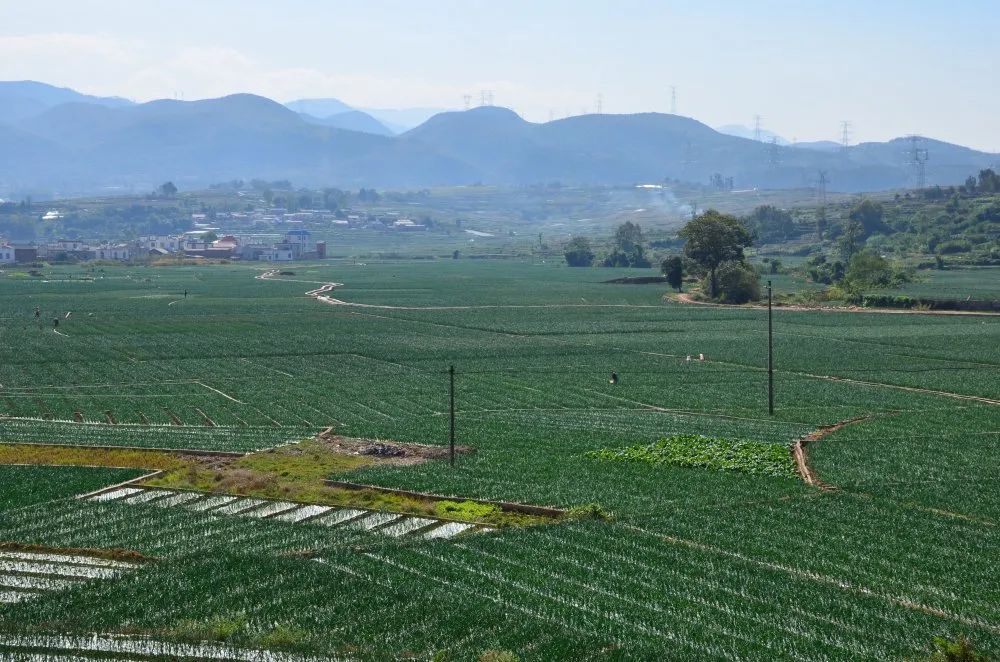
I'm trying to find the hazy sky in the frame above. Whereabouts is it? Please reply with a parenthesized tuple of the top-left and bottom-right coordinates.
(2, 0, 997, 150)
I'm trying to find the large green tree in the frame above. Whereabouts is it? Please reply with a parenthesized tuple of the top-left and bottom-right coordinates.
(603, 221, 651, 267)
(848, 199, 886, 237)
(564, 236, 595, 267)
(745, 205, 797, 243)
(661, 256, 684, 292)
(678, 210, 754, 298)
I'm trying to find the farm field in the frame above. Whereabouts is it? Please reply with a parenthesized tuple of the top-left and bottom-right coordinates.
(0, 259, 997, 660)
(876, 266, 1000, 302)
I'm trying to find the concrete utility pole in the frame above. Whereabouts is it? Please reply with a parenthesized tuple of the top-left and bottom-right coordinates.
(767, 280, 774, 416)
(449, 365, 456, 467)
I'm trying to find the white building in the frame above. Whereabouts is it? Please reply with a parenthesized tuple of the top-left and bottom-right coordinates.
(54, 239, 90, 251)
(92, 245, 131, 261)
(139, 235, 183, 252)
(261, 248, 294, 262)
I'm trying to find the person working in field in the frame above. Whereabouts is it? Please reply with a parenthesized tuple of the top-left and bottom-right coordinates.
(609, 371, 619, 385)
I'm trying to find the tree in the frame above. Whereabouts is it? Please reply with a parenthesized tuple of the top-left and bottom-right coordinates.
(845, 252, 902, 289)
(661, 256, 684, 292)
(839, 220, 865, 261)
(978, 168, 1000, 193)
(678, 210, 753, 298)
(158, 181, 178, 197)
(714, 261, 760, 304)
(848, 199, 886, 236)
(603, 221, 651, 267)
(745, 205, 797, 243)
(564, 236, 595, 267)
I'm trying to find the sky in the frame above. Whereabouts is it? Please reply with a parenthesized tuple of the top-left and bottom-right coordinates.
(1, 0, 998, 150)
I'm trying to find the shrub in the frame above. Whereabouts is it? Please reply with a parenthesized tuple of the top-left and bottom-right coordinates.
(712, 261, 760, 303)
(925, 635, 988, 662)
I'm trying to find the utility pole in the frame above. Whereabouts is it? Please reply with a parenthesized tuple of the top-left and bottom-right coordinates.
(767, 281, 774, 416)
(449, 365, 456, 466)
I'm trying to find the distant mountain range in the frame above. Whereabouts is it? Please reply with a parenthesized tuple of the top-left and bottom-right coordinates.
(284, 98, 447, 135)
(0, 81, 995, 196)
(715, 124, 791, 146)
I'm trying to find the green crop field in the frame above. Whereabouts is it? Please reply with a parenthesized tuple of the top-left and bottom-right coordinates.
(0, 259, 997, 660)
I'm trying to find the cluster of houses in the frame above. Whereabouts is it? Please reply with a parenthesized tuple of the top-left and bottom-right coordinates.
(0, 206, 434, 265)
(0, 240, 132, 264)
(0, 230, 326, 264)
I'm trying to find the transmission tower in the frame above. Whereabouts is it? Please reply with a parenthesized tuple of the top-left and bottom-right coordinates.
(907, 135, 930, 188)
(463, 94, 471, 110)
(767, 137, 781, 168)
(753, 115, 763, 142)
(840, 121, 852, 151)
(816, 170, 829, 239)
(595, 93, 603, 114)
(670, 86, 677, 115)
(480, 90, 494, 107)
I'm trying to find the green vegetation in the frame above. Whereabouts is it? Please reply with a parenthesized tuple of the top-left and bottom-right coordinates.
(0, 259, 997, 659)
(679, 209, 756, 300)
(0, 465, 145, 514)
(563, 236, 595, 267)
(586, 433, 797, 478)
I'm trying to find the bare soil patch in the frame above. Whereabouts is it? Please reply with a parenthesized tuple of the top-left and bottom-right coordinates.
(316, 428, 474, 467)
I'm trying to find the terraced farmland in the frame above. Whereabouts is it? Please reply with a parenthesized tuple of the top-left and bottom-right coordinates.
(0, 260, 997, 659)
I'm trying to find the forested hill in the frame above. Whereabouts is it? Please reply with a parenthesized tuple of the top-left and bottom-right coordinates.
(0, 82, 996, 195)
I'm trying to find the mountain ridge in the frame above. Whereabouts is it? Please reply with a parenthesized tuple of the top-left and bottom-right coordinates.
(1, 81, 995, 195)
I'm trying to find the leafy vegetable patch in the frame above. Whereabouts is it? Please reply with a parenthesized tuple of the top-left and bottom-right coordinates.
(586, 434, 797, 478)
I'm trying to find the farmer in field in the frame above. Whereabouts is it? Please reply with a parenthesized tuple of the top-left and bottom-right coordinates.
(34, 307, 40, 319)
(184, 289, 188, 299)
(609, 371, 619, 385)
(53, 318, 59, 328)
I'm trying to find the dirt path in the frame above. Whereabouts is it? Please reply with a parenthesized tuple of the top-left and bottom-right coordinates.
(793, 372, 1000, 407)
(259, 270, 661, 311)
(792, 415, 875, 489)
(673, 292, 1000, 317)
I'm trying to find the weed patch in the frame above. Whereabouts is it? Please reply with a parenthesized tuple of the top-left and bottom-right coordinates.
(586, 434, 797, 478)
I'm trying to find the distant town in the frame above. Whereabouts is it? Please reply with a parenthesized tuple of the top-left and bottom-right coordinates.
(0, 206, 432, 264)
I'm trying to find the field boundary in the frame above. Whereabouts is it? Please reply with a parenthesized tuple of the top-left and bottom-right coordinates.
(0, 441, 249, 457)
(75, 470, 164, 500)
(323, 479, 568, 518)
(671, 292, 1000, 317)
(792, 416, 875, 489)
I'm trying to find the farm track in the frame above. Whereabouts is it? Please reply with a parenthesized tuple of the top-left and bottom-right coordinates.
(792, 416, 875, 490)
(260, 270, 664, 310)
(263, 271, 1000, 407)
(673, 292, 1000, 317)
